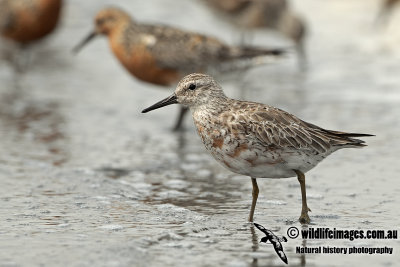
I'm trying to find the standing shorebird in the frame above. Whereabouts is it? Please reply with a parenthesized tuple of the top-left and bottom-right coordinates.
(73, 6, 285, 131)
(0, 0, 63, 70)
(203, 0, 307, 68)
(0, 0, 62, 44)
(142, 73, 373, 224)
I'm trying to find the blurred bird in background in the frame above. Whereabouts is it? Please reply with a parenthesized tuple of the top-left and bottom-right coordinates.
(73, 6, 286, 131)
(203, 0, 307, 69)
(0, 0, 63, 71)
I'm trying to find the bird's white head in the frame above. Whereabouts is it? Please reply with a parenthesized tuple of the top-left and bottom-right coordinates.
(142, 73, 226, 113)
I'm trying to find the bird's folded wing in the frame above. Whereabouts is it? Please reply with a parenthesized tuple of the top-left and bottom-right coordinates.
(141, 24, 231, 72)
(229, 103, 334, 153)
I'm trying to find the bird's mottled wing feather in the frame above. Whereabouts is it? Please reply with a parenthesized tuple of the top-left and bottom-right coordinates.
(227, 102, 332, 153)
(140, 24, 231, 72)
(137, 24, 283, 73)
(224, 101, 365, 154)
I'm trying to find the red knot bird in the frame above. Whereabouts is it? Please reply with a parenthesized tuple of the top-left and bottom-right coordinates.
(0, 0, 63, 71)
(142, 73, 373, 224)
(203, 0, 307, 67)
(0, 0, 63, 44)
(72, 6, 285, 131)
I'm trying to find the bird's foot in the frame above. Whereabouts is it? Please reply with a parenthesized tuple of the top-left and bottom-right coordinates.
(299, 208, 311, 224)
(172, 121, 186, 132)
(248, 215, 254, 223)
(172, 125, 184, 132)
(299, 213, 310, 224)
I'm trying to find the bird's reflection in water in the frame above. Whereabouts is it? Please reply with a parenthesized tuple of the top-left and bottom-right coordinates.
(0, 86, 69, 166)
(250, 224, 259, 266)
(176, 126, 187, 157)
(300, 225, 307, 266)
(96, 167, 132, 179)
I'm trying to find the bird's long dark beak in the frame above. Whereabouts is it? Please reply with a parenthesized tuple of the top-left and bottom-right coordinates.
(72, 31, 98, 54)
(142, 94, 178, 113)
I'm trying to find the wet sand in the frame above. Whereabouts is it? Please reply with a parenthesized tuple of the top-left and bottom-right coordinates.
(0, 0, 399, 266)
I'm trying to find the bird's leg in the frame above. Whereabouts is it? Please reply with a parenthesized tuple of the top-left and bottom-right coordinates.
(172, 106, 188, 131)
(296, 41, 308, 72)
(248, 177, 259, 222)
(14, 44, 30, 74)
(294, 170, 311, 224)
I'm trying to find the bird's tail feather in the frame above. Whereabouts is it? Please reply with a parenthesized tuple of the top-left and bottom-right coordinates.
(237, 46, 286, 58)
(324, 130, 374, 147)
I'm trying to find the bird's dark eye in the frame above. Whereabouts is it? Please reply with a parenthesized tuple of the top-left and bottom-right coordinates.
(188, 83, 196, 90)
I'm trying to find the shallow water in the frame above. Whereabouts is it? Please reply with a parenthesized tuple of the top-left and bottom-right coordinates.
(0, 0, 399, 266)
